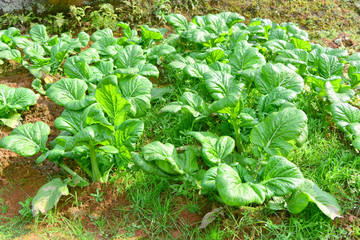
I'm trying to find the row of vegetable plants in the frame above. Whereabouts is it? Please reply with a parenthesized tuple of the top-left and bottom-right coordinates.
(0, 12, 358, 220)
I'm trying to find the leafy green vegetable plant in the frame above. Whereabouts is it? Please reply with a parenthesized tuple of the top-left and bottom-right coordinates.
(0, 84, 39, 128)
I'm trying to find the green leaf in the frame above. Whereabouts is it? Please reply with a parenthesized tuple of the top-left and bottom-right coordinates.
(54, 109, 85, 135)
(0, 112, 22, 128)
(258, 87, 297, 116)
(259, 156, 304, 196)
(118, 75, 152, 117)
(184, 63, 210, 79)
(64, 57, 91, 80)
(47, 78, 87, 106)
(64, 125, 110, 151)
(30, 25, 49, 43)
(142, 141, 183, 175)
(255, 63, 304, 94)
(189, 132, 235, 167)
(31, 78, 46, 95)
(165, 14, 188, 33)
(91, 36, 117, 56)
(132, 152, 171, 178)
(216, 164, 266, 206)
(140, 25, 165, 41)
(290, 37, 311, 51)
(12, 37, 33, 49)
(0, 122, 50, 156)
(229, 47, 266, 75)
(91, 28, 113, 41)
(331, 103, 360, 130)
(78, 32, 90, 47)
(147, 44, 176, 60)
(325, 82, 354, 103)
(78, 48, 100, 64)
(95, 81, 131, 126)
(115, 45, 146, 69)
(250, 108, 307, 156)
(204, 71, 239, 100)
(31, 178, 69, 216)
(201, 167, 218, 193)
(113, 119, 144, 151)
(5, 87, 39, 110)
(317, 54, 343, 79)
(218, 12, 244, 27)
(286, 179, 341, 220)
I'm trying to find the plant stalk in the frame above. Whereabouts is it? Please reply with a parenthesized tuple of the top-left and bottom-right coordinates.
(89, 140, 102, 183)
(231, 116, 245, 153)
(58, 162, 89, 185)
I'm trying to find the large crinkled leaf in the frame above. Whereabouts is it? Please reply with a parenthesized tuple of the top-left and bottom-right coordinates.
(268, 29, 288, 41)
(0, 49, 22, 62)
(142, 141, 183, 175)
(140, 25, 165, 41)
(275, 49, 308, 68)
(64, 57, 91, 81)
(5, 87, 39, 110)
(348, 63, 360, 88)
(132, 152, 171, 178)
(250, 108, 307, 156)
(12, 37, 33, 49)
(95, 81, 131, 126)
(47, 78, 87, 106)
(178, 147, 199, 174)
(216, 164, 267, 206)
(262, 40, 295, 53)
(286, 179, 341, 220)
(259, 156, 304, 196)
(115, 45, 146, 69)
(147, 44, 176, 60)
(229, 47, 266, 75)
(317, 53, 343, 79)
(165, 14, 189, 33)
(91, 28, 113, 41)
(91, 36, 117, 56)
(50, 41, 69, 67)
(0, 121, 49, 156)
(307, 75, 342, 96)
(113, 119, 144, 151)
(54, 109, 85, 135)
(325, 82, 354, 103)
(189, 132, 235, 167)
(204, 71, 239, 100)
(331, 103, 360, 130)
(78, 32, 90, 47)
(291, 37, 311, 51)
(183, 28, 212, 44)
(201, 167, 218, 193)
(258, 87, 297, 116)
(79, 48, 100, 64)
(64, 125, 111, 151)
(30, 24, 49, 43)
(161, 92, 208, 118)
(255, 63, 304, 94)
(184, 63, 211, 79)
(218, 12, 244, 27)
(0, 113, 22, 128)
(84, 103, 112, 129)
(32, 178, 69, 216)
(118, 75, 152, 117)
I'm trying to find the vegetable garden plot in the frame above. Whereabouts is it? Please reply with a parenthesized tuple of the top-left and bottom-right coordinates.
(0, 11, 358, 226)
